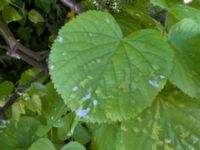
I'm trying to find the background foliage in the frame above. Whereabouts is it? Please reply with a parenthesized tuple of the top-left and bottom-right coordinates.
(0, 0, 200, 150)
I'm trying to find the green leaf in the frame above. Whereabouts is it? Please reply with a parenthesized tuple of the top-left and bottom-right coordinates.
(0, 117, 40, 149)
(2, 5, 22, 23)
(60, 142, 86, 150)
(11, 101, 26, 121)
(169, 5, 200, 23)
(29, 138, 56, 150)
(57, 113, 75, 141)
(91, 86, 200, 150)
(25, 95, 42, 114)
(28, 9, 45, 24)
(150, 0, 182, 8)
(36, 125, 51, 137)
(41, 83, 67, 127)
(168, 18, 200, 98)
(0, 0, 8, 10)
(49, 10, 173, 122)
(0, 81, 14, 97)
(34, 0, 55, 13)
(72, 124, 91, 145)
(19, 68, 41, 85)
(114, 11, 141, 36)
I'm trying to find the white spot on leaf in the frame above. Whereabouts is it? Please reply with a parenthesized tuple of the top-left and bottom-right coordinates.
(57, 36, 64, 43)
(82, 93, 92, 101)
(93, 100, 98, 106)
(148, 80, 159, 88)
(49, 65, 55, 70)
(159, 75, 166, 79)
(72, 86, 79, 92)
(76, 108, 90, 118)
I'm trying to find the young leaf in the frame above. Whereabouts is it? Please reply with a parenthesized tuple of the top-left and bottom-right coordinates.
(72, 124, 91, 145)
(28, 9, 45, 24)
(49, 10, 173, 122)
(0, 81, 14, 97)
(168, 18, 200, 98)
(2, 5, 22, 23)
(29, 138, 56, 150)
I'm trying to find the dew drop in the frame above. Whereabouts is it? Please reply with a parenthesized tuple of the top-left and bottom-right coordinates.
(72, 85, 79, 92)
(57, 36, 64, 43)
(82, 93, 92, 101)
(49, 65, 55, 70)
(76, 108, 90, 118)
(93, 100, 98, 106)
(148, 80, 159, 88)
(159, 75, 166, 79)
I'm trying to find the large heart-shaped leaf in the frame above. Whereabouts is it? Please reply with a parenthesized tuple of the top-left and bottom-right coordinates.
(49, 10, 173, 122)
(91, 86, 200, 150)
(168, 18, 200, 98)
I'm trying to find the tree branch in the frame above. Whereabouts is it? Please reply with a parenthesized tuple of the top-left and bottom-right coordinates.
(0, 18, 48, 70)
(0, 70, 47, 120)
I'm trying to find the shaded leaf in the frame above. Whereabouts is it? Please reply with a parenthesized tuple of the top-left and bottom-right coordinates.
(72, 124, 91, 145)
(168, 18, 200, 98)
(2, 5, 22, 23)
(0, 81, 14, 97)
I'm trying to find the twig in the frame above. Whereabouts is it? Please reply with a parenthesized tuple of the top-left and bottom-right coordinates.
(0, 45, 9, 51)
(0, 70, 47, 120)
(0, 17, 50, 119)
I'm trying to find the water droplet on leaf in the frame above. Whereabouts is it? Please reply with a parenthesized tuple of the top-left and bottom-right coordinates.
(57, 36, 64, 43)
(93, 100, 98, 106)
(72, 85, 79, 92)
(49, 65, 55, 70)
(159, 75, 166, 79)
(76, 108, 90, 118)
(148, 80, 159, 88)
(82, 93, 92, 101)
